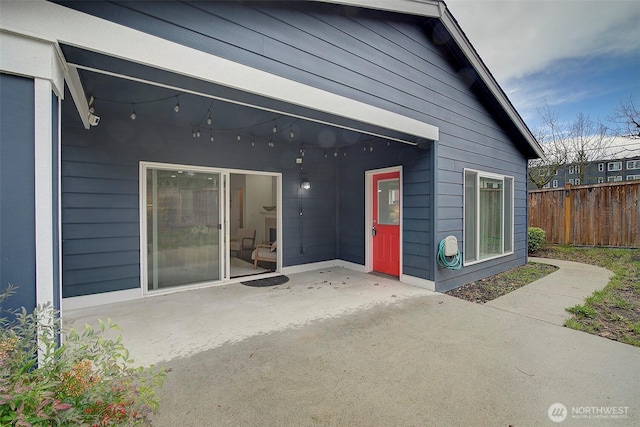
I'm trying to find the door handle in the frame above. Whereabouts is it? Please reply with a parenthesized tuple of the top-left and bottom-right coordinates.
(371, 227, 377, 237)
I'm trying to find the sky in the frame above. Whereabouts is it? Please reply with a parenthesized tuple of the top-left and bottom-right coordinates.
(445, 0, 640, 156)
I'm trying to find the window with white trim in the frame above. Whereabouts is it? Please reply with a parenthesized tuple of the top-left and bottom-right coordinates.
(568, 165, 575, 174)
(627, 160, 640, 170)
(608, 162, 622, 172)
(608, 175, 622, 182)
(568, 179, 574, 185)
(598, 163, 604, 172)
(552, 180, 558, 188)
(464, 170, 514, 265)
(597, 177, 604, 183)
(543, 182, 550, 188)
(575, 178, 580, 185)
(627, 174, 640, 181)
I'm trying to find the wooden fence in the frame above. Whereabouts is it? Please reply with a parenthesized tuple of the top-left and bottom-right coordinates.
(528, 181, 640, 248)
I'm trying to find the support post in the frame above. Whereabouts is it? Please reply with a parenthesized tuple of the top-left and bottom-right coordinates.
(564, 184, 571, 245)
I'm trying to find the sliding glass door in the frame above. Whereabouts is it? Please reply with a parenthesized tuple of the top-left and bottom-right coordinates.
(145, 165, 222, 291)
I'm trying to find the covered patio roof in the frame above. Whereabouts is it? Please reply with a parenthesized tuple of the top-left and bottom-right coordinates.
(61, 45, 435, 150)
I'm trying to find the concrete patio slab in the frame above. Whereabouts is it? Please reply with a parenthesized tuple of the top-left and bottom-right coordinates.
(151, 294, 639, 426)
(63, 259, 639, 426)
(63, 267, 434, 366)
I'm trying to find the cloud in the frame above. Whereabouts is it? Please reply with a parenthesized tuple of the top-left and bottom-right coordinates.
(445, 0, 640, 82)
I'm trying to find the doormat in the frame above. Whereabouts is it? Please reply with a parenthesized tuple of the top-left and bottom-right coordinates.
(242, 275, 289, 287)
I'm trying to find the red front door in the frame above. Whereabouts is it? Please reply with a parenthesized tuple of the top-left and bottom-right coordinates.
(372, 171, 400, 276)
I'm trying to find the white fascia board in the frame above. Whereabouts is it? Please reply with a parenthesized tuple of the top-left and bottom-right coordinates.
(438, 8, 545, 160)
(0, 31, 65, 96)
(0, 0, 439, 143)
(314, 0, 441, 18)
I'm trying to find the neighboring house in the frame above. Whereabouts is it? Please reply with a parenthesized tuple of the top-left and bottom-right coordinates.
(529, 157, 640, 190)
(0, 0, 543, 315)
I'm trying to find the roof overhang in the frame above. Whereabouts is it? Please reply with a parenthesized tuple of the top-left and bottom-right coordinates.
(315, 0, 545, 159)
(0, 0, 439, 146)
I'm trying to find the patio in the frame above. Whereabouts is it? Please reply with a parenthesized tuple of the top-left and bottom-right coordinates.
(62, 267, 434, 366)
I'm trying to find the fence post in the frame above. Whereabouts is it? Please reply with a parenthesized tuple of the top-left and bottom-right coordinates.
(564, 184, 571, 245)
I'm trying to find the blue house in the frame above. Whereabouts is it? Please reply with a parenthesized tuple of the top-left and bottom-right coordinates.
(0, 0, 543, 315)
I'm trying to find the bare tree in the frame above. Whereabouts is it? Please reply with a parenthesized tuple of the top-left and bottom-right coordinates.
(567, 113, 614, 184)
(528, 104, 568, 188)
(528, 105, 614, 187)
(608, 95, 640, 139)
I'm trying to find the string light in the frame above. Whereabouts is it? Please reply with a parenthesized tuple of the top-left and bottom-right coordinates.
(272, 121, 277, 133)
(370, 144, 374, 152)
(174, 96, 180, 113)
(334, 149, 338, 157)
(130, 103, 136, 120)
(290, 126, 294, 139)
(210, 132, 214, 142)
(207, 110, 212, 125)
(196, 130, 201, 138)
(236, 133, 241, 141)
(192, 130, 197, 138)
(252, 136, 255, 147)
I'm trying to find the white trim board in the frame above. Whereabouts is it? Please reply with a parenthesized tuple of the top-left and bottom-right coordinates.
(400, 274, 435, 291)
(0, 0, 439, 144)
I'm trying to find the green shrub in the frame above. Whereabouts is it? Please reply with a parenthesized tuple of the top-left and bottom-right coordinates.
(0, 286, 165, 426)
(528, 227, 546, 253)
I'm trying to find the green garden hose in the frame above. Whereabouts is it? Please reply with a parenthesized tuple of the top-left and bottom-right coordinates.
(437, 239, 462, 270)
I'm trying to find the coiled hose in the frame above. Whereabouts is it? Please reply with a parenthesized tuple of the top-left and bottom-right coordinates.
(437, 239, 462, 270)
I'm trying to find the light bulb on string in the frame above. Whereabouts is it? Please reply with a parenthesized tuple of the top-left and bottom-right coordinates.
(272, 121, 277, 133)
(290, 126, 294, 139)
(196, 130, 201, 138)
(130, 104, 136, 121)
(192, 130, 197, 138)
(210, 133, 214, 142)
(236, 133, 241, 141)
(174, 96, 180, 113)
(252, 137, 255, 147)
(334, 149, 338, 157)
(370, 144, 374, 152)
(207, 111, 212, 126)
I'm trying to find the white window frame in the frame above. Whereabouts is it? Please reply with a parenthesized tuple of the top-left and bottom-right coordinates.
(608, 175, 622, 182)
(568, 179, 574, 185)
(626, 174, 640, 181)
(608, 162, 622, 172)
(575, 178, 580, 186)
(568, 165, 575, 175)
(552, 179, 558, 188)
(598, 163, 604, 172)
(597, 177, 604, 184)
(463, 169, 514, 266)
(626, 160, 640, 170)
(139, 161, 283, 296)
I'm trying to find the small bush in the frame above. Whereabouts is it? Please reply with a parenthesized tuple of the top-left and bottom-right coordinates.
(0, 286, 165, 426)
(528, 227, 546, 253)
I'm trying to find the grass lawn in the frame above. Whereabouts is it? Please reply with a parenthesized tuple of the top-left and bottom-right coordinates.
(535, 245, 640, 347)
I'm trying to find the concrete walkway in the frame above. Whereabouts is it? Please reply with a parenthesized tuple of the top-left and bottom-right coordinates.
(485, 257, 614, 325)
(63, 260, 639, 426)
